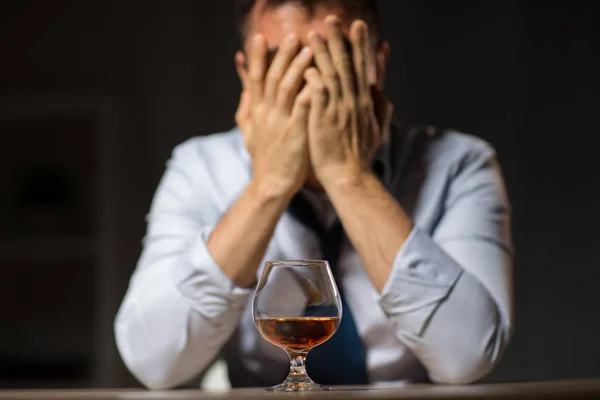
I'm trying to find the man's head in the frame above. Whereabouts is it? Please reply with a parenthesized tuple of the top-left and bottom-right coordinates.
(234, 0, 381, 47)
(233, 0, 389, 90)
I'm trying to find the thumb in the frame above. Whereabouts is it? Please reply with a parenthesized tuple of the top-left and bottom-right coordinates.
(235, 90, 252, 135)
(236, 91, 251, 121)
(371, 86, 393, 141)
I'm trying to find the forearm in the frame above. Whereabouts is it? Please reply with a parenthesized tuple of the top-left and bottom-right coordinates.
(115, 233, 252, 389)
(322, 170, 413, 292)
(115, 277, 240, 389)
(208, 179, 293, 288)
(384, 264, 509, 384)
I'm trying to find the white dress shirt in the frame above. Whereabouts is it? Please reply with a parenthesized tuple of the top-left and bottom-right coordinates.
(114, 126, 514, 389)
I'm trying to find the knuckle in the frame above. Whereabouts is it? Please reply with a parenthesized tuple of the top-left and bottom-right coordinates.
(291, 55, 308, 69)
(242, 129, 253, 143)
(293, 96, 306, 107)
(264, 73, 276, 85)
(359, 96, 372, 110)
(325, 106, 337, 119)
(345, 97, 358, 110)
(325, 78, 340, 94)
(254, 104, 267, 118)
(323, 70, 338, 80)
(293, 97, 310, 110)
(304, 68, 318, 81)
(265, 68, 276, 80)
(315, 82, 327, 94)
(307, 77, 324, 91)
(338, 107, 348, 120)
(335, 54, 351, 69)
(244, 138, 254, 153)
(313, 88, 328, 101)
(266, 73, 282, 89)
(284, 68, 300, 84)
(248, 70, 263, 82)
(278, 80, 293, 93)
(344, 80, 357, 94)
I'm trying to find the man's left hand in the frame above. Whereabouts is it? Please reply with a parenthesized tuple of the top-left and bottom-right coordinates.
(303, 16, 413, 294)
(304, 16, 392, 188)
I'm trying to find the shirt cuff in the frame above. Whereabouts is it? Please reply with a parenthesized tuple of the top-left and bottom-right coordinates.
(379, 227, 463, 336)
(171, 225, 253, 317)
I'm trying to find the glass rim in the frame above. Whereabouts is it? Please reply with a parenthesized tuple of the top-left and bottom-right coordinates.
(265, 259, 329, 268)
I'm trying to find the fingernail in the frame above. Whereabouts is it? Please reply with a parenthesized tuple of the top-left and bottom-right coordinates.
(327, 15, 340, 26)
(361, 23, 369, 38)
(308, 31, 320, 41)
(253, 34, 262, 44)
(300, 46, 312, 58)
(287, 34, 297, 44)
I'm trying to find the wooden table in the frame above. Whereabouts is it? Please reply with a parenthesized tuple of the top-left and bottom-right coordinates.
(1, 380, 599, 400)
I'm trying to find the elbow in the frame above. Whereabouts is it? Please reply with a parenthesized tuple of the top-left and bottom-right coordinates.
(128, 364, 180, 391)
(429, 325, 511, 385)
(114, 312, 180, 390)
(132, 372, 178, 391)
(122, 361, 183, 391)
(428, 333, 508, 385)
(429, 354, 495, 385)
(138, 375, 180, 391)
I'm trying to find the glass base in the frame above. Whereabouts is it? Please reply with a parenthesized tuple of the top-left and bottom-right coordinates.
(266, 377, 331, 392)
(265, 349, 331, 392)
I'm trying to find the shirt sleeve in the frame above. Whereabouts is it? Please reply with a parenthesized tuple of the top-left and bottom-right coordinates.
(379, 143, 514, 384)
(114, 142, 253, 390)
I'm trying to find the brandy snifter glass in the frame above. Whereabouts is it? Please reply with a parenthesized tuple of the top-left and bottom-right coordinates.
(252, 260, 342, 392)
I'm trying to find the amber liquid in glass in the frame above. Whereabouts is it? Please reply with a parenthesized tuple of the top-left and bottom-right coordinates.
(256, 317, 339, 350)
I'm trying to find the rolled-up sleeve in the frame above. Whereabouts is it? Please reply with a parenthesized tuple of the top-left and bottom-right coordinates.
(379, 144, 513, 384)
(114, 142, 252, 390)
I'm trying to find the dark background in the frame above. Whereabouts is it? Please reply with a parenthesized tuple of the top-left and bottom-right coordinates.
(0, 0, 599, 388)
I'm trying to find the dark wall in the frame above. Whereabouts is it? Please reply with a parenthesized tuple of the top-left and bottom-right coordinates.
(1, 0, 598, 386)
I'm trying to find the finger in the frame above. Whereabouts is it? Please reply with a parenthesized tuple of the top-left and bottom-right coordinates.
(235, 51, 248, 91)
(290, 84, 312, 123)
(307, 30, 340, 105)
(276, 46, 313, 112)
(375, 40, 390, 89)
(325, 15, 356, 99)
(264, 34, 301, 105)
(349, 20, 369, 99)
(248, 34, 267, 105)
(366, 43, 378, 87)
(304, 67, 328, 113)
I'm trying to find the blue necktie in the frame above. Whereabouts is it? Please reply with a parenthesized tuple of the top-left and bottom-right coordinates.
(287, 194, 368, 385)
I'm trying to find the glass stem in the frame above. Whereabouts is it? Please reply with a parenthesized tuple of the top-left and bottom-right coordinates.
(287, 350, 309, 380)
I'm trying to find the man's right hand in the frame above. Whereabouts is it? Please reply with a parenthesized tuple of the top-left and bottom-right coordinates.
(207, 34, 314, 288)
(235, 33, 314, 201)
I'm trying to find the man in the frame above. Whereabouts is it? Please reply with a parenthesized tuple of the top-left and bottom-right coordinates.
(115, 0, 514, 390)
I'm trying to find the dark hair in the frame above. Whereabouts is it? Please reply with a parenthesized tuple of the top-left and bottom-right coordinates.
(233, 0, 381, 47)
